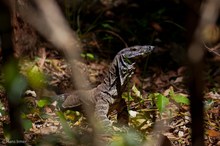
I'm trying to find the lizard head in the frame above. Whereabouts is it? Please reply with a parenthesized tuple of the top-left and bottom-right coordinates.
(115, 45, 154, 87)
(120, 45, 154, 62)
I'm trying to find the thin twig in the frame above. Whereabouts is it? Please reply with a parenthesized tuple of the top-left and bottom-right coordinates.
(38, 47, 46, 69)
(96, 29, 128, 48)
(203, 41, 220, 56)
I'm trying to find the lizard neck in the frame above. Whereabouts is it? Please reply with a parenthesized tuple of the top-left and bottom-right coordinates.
(99, 55, 135, 97)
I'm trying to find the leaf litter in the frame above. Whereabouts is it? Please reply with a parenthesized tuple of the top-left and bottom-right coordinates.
(0, 48, 219, 145)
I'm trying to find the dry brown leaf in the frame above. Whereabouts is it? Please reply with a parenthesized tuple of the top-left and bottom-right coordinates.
(154, 77, 164, 86)
(182, 105, 190, 111)
(44, 107, 53, 113)
(177, 66, 187, 76)
(163, 86, 173, 96)
(167, 70, 177, 79)
(132, 75, 142, 86)
(207, 130, 220, 137)
(151, 22, 163, 32)
(174, 76, 183, 83)
(37, 47, 46, 69)
(40, 126, 58, 134)
(209, 108, 219, 114)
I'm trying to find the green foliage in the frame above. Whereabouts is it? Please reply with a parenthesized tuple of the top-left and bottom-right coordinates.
(122, 92, 133, 101)
(3, 123, 10, 141)
(103, 34, 114, 41)
(171, 94, 189, 105)
(80, 52, 95, 60)
(204, 99, 214, 110)
(27, 65, 45, 89)
(21, 113, 33, 131)
(3, 61, 27, 102)
(64, 110, 81, 122)
(56, 111, 74, 139)
(154, 93, 169, 113)
(22, 118, 33, 131)
(8, 75, 27, 100)
(169, 87, 189, 105)
(39, 113, 51, 120)
(102, 23, 115, 30)
(37, 99, 49, 108)
(149, 87, 189, 113)
(110, 131, 142, 146)
(122, 85, 143, 102)
(3, 61, 19, 85)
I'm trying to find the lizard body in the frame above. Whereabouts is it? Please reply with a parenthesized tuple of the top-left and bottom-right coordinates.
(54, 45, 154, 127)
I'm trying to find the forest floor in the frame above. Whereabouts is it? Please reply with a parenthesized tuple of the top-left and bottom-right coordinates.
(0, 0, 220, 145)
(0, 45, 220, 146)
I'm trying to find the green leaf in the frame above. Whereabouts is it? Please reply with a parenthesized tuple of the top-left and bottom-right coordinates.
(102, 23, 114, 30)
(22, 119, 32, 131)
(205, 99, 214, 110)
(171, 94, 189, 105)
(169, 87, 175, 96)
(3, 123, 11, 141)
(103, 35, 113, 40)
(27, 65, 45, 88)
(8, 75, 27, 103)
(64, 110, 81, 121)
(37, 99, 49, 108)
(3, 61, 19, 85)
(122, 92, 134, 101)
(80, 53, 95, 60)
(155, 93, 169, 113)
(39, 113, 51, 119)
(86, 53, 95, 60)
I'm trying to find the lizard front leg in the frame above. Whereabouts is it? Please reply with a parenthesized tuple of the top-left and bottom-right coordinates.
(116, 99, 129, 126)
(94, 99, 112, 128)
(109, 98, 129, 126)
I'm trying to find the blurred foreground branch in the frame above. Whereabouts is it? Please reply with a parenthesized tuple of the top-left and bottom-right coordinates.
(0, 0, 25, 145)
(17, 0, 101, 144)
(1, 0, 102, 145)
(187, 0, 220, 146)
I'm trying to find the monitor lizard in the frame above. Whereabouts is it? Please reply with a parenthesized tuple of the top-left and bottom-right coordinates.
(54, 45, 154, 128)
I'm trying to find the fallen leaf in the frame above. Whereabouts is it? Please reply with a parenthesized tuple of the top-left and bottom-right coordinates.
(129, 110, 139, 118)
(177, 66, 187, 75)
(174, 76, 183, 83)
(207, 130, 220, 137)
(209, 108, 219, 114)
(44, 107, 52, 113)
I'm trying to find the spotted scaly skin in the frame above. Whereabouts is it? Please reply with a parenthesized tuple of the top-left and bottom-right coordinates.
(54, 45, 154, 128)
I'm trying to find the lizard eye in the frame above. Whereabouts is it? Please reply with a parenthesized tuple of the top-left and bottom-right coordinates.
(131, 47, 137, 51)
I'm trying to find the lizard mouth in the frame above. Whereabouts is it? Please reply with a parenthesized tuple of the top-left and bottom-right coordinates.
(146, 45, 155, 53)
